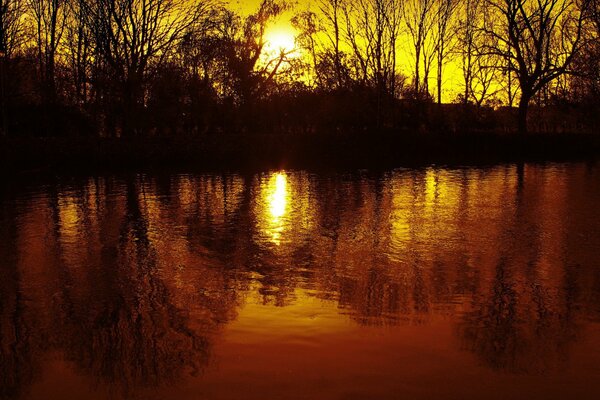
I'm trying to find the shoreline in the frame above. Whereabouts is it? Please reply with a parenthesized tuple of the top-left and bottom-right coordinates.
(2, 131, 599, 175)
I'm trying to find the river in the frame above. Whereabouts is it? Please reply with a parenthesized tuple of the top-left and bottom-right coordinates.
(1, 163, 600, 399)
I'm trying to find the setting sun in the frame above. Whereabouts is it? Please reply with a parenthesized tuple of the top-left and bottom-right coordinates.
(264, 26, 297, 54)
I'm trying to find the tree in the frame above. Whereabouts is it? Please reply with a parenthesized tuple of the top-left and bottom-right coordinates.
(404, 0, 437, 96)
(482, 0, 590, 134)
(457, 0, 503, 106)
(338, 0, 402, 127)
(0, 0, 25, 57)
(0, 0, 25, 135)
(291, 10, 322, 86)
(341, 0, 401, 95)
(433, 0, 459, 104)
(458, 0, 481, 104)
(470, 47, 502, 106)
(176, 6, 231, 133)
(81, 0, 212, 136)
(64, 0, 93, 106)
(28, 0, 67, 102)
(218, 0, 290, 105)
(568, 0, 600, 104)
(317, 0, 345, 88)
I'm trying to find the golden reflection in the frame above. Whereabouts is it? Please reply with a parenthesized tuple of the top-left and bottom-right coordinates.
(388, 174, 413, 259)
(4, 166, 600, 398)
(58, 194, 81, 244)
(270, 173, 288, 218)
(264, 172, 290, 245)
(229, 285, 350, 343)
(425, 168, 437, 213)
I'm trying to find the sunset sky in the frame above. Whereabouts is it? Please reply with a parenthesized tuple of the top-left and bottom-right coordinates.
(228, 0, 467, 103)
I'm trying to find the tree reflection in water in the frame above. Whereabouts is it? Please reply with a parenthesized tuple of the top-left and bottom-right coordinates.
(0, 196, 38, 400)
(1, 164, 600, 397)
(49, 180, 214, 395)
(458, 258, 579, 373)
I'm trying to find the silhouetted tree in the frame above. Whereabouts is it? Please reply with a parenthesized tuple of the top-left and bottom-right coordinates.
(1, 0, 25, 135)
(219, 0, 290, 106)
(434, 0, 459, 104)
(404, 0, 437, 96)
(456, 1, 502, 107)
(568, 0, 600, 106)
(457, 0, 481, 105)
(337, 0, 402, 123)
(0, 0, 24, 57)
(317, 0, 345, 88)
(174, 5, 227, 133)
(27, 0, 66, 103)
(64, 0, 92, 106)
(482, 0, 590, 134)
(81, 0, 212, 136)
(292, 10, 322, 87)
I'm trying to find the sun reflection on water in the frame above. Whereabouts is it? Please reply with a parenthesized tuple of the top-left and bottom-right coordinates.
(3, 165, 600, 399)
(270, 173, 288, 219)
(58, 194, 81, 243)
(265, 172, 290, 245)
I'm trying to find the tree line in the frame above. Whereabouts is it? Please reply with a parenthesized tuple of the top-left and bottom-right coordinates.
(0, 0, 599, 137)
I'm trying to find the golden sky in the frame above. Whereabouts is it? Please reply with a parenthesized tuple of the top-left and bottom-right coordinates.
(227, 0, 474, 103)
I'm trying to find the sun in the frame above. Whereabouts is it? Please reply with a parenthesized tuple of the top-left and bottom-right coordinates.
(264, 26, 297, 54)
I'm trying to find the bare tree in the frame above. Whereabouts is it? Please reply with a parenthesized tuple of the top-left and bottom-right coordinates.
(1, 0, 25, 135)
(457, 0, 480, 104)
(178, 5, 225, 88)
(567, 0, 600, 103)
(482, 0, 590, 134)
(27, 0, 67, 102)
(385, 0, 403, 98)
(218, 0, 291, 104)
(339, 0, 401, 95)
(293, 1, 354, 90)
(64, 0, 92, 105)
(0, 0, 25, 57)
(317, 0, 345, 88)
(291, 10, 322, 86)
(404, 0, 437, 96)
(470, 48, 502, 106)
(433, 0, 459, 104)
(457, 0, 502, 106)
(81, 0, 213, 135)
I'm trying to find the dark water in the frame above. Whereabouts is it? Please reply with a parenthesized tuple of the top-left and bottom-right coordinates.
(1, 163, 600, 400)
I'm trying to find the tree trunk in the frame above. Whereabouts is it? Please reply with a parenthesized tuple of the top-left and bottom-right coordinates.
(415, 47, 421, 94)
(46, 55, 56, 104)
(437, 65, 442, 105)
(518, 92, 531, 135)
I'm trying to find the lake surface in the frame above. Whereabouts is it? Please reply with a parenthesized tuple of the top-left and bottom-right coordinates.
(1, 163, 600, 400)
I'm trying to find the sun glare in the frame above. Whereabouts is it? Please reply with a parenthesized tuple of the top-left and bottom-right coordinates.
(269, 172, 288, 220)
(265, 27, 297, 54)
(263, 172, 290, 246)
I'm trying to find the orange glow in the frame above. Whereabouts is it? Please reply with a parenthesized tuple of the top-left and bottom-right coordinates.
(264, 26, 297, 54)
(260, 171, 290, 246)
(268, 172, 288, 244)
(269, 173, 288, 218)
(5, 166, 600, 399)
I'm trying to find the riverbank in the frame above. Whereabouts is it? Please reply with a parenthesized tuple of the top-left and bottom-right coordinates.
(1, 131, 599, 175)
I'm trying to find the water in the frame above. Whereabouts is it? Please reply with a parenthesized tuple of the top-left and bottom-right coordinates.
(1, 163, 600, 400)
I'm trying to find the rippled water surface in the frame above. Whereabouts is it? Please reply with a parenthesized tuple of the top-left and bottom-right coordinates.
(2, 163, 600, 399)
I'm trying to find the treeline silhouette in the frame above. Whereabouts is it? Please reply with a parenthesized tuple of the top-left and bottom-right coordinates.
(1, 0, 600, 140)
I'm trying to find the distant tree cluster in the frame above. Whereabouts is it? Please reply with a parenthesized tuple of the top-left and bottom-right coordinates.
(0, 0, 599, 137)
